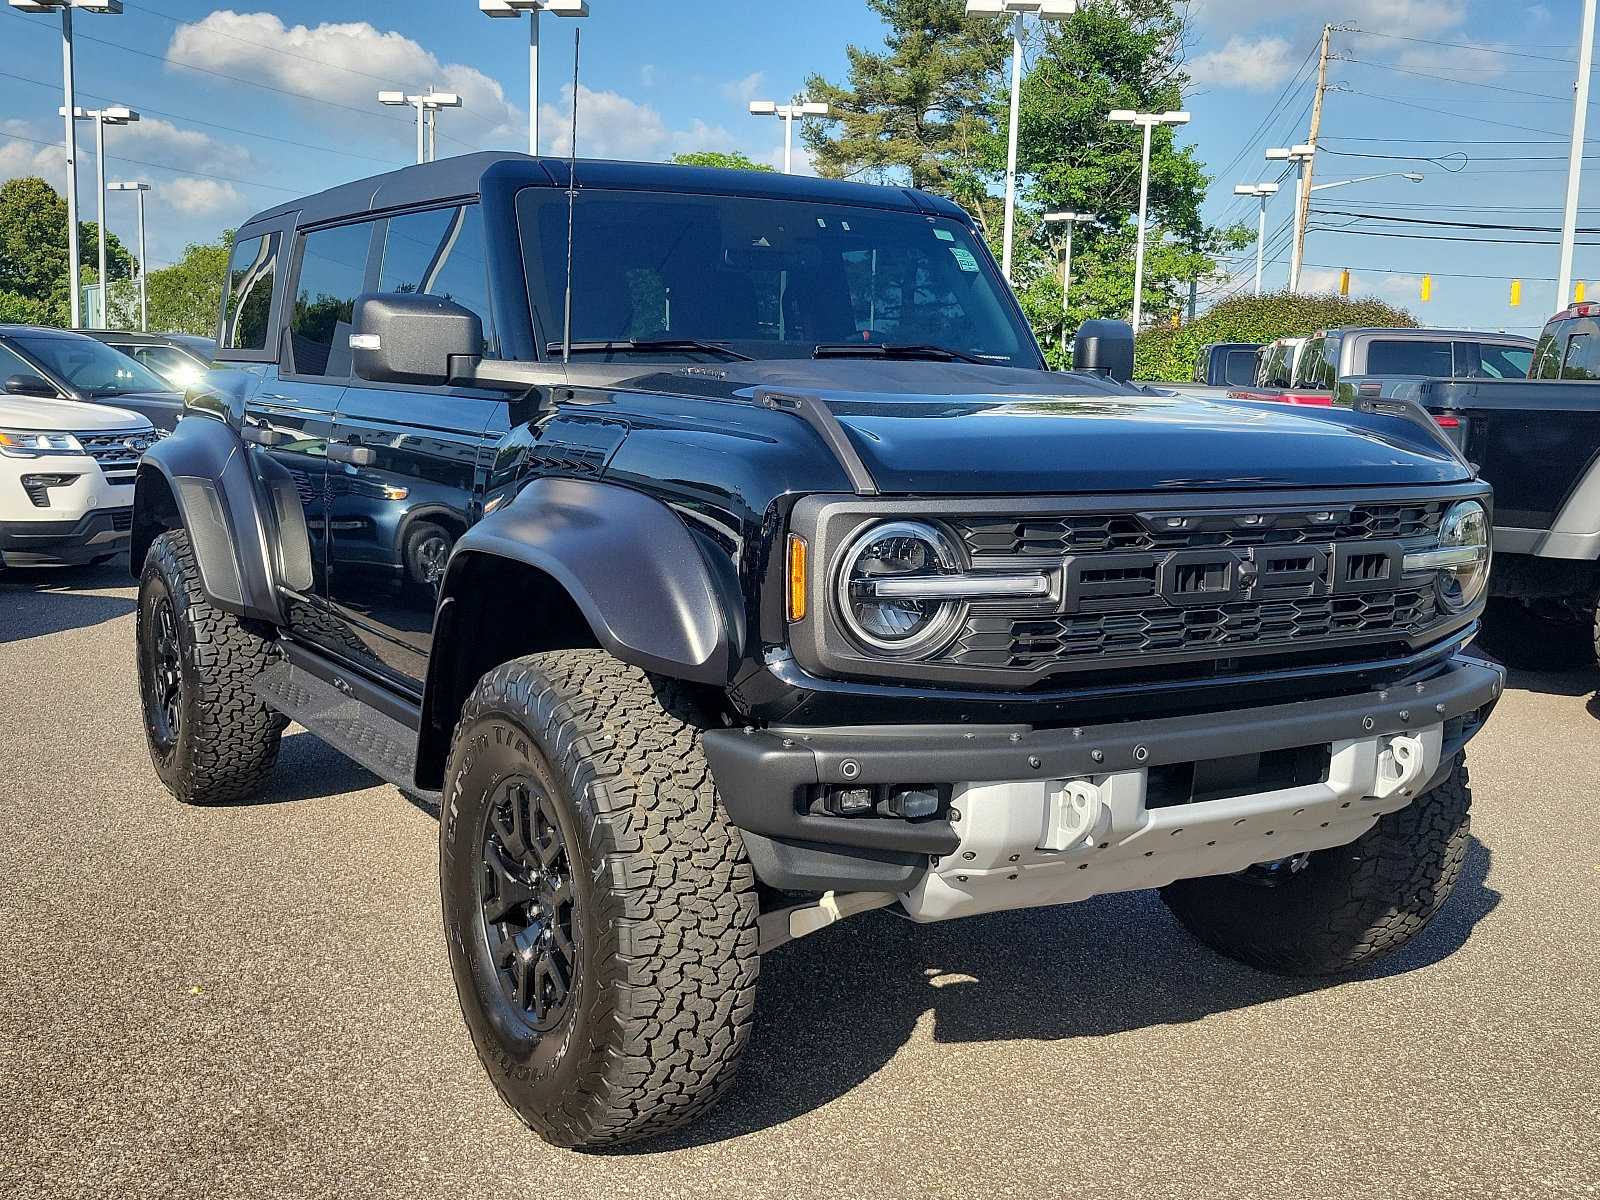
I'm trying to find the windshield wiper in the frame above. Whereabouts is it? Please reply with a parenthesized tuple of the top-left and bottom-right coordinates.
(812, 343, 988, 365)
(546, 338, 752, 361)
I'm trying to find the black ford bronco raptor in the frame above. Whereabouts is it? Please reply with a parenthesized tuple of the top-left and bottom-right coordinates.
(131, 153, 1502, 1149)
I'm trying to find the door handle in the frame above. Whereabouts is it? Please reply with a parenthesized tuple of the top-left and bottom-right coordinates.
(243, 425, 291, 446)
(326, 442, 376, 466)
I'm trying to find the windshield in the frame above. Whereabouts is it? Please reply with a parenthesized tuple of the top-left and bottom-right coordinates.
(517, 188, 1041, 368)
(11, 334, 172, 397)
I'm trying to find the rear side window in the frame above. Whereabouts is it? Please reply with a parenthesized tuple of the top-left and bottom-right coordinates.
(222, 232, 280, 352)
(1222, 349, 1256, 386)
(378, 205, 494, 355)
(1560, 331, 1600, 379)
(1531, 326, 1566, 378)
(290, 222, 375, 378)
(1464, 342, 1533, 379)
(1365, 339, 1453, 376)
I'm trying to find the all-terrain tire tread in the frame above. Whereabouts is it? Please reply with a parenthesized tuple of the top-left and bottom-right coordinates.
(446, 649, 759, 1149)
(141, 529, 286, 805)
(1160, 758, 1472, 977)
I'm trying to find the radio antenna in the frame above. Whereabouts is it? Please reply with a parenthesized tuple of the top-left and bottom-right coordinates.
(561, 28, 580, 366)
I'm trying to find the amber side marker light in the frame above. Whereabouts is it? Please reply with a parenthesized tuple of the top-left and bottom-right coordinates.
(787, 534, 808, 621)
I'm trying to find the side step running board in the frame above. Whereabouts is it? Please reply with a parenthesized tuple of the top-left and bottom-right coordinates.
(254, 661, 439, 803)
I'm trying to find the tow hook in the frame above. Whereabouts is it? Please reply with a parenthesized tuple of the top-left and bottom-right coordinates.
(1373, 733, 1428, 801)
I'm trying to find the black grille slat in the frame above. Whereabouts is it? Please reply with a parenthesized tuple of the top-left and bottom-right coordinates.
(78, 429, 157, 483)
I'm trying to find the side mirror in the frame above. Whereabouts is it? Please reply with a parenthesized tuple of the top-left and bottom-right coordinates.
(349, 292, 484, 387)
(5, 373, 61, 399)
(1073, 319, 1136, 384)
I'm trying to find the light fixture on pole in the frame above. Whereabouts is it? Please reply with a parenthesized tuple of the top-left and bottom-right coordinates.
(1231, 182, 1279, 296)
(479, 0, 589, 156)
(747, 100, 830, 174)
(1309, 171, 1422, 192)
(1109, 108, 1189, 330)
(11, 0, 125, 330)
(380, 90, 460, 164)
(1266, 143, 1315, 291)
(965, 0, 1078, 283)
(107, 181, 149, 332)
(1042, 210, 1094, 355)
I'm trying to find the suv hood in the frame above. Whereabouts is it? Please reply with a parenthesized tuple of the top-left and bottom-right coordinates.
(647, 360, 1468, 494)
(0, 393, 151, 433)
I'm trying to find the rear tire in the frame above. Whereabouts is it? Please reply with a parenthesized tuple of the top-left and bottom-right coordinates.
(402, 521, 452, 588)
(439, 649, 759, 1149)
(136, 529, 286, 805)
(1476, 596, 1594, 671)
(1159, 755, 1473, 977)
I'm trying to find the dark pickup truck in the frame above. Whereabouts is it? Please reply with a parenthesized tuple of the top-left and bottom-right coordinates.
(131, 152, 1501, 1148)
(1339, 309, 1600, 669)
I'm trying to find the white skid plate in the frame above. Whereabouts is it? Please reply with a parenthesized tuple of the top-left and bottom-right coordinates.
(899, 725, 1442, 923)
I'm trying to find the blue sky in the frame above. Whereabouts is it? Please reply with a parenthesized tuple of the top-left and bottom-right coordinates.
(0, 0, 1594, 335)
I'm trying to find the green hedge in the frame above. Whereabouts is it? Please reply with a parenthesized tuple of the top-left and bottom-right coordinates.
(1132, 290, 1419, 381)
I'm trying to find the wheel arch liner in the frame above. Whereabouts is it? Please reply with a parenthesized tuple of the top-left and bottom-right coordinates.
(133, 415, 284, 621)
(439, 477, 737, 683)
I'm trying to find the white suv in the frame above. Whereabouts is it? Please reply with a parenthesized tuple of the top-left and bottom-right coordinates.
(0, 394, 157, 567)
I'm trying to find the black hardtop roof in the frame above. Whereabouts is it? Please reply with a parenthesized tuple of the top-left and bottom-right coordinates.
(236, 151, 973, 235)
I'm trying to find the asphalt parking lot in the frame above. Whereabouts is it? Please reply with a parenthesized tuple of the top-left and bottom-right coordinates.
(2, 561, 1597, 1200)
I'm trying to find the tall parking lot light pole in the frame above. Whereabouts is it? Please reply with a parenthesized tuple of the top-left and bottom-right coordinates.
(1232, 182, 1279, 296)
(84, 105, 137, 328)
(1042, 210, 1094, 354)
(423, 89, 463, 162)
(107, 181, 148, 331)
(10, 0, 125, 330)
(381, 90, 455, 164)
(1109, 108, 1189, 330)
(479, 0, 589, 156)
(966, 0, 1077, 282)
(747, 100, 830, 174)
(1266, 143, 1315, 292)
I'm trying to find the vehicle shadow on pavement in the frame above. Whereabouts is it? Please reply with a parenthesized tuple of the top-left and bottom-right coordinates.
(0, 561, 134, 644)
(256, 730, 442, 819)
(631, 838, 1499, 1152)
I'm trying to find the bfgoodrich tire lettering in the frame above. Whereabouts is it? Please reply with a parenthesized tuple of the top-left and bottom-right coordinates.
(1159, 755, 1473, 977)
(136, 528, 287, 805)
(439, 649, 759, 1150)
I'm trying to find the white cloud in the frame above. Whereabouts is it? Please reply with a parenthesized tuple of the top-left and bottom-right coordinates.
(1190, 0, 1465, 38)
(1300, 266, 1425, 308)
(163, 177, 244, 217)
(1188, 36, 1296, 91)
(722, 71, 766, 104)
(0, 124, 63, 190)
(541, 85, 741, 162)
(166, 11, 522, 151)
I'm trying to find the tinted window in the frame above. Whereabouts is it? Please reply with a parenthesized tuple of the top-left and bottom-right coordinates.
(222, 232, 280, 352)
(10, 334, 170, 396)
(1295, 337, 1336, 389)
(1365, 339, 1453, 376)
(1464, 342, 1533, 380)
(1532, 327, 1566, 379)
(517, 189, 1036, 366)
(378, 205, 494, 354)
(0, 342, 41, 385)
(1222, 349, 1256, 387)
(131, 344, 208, 389)
(291, 222, 374, 378)
(1561, 331, 1600, 379)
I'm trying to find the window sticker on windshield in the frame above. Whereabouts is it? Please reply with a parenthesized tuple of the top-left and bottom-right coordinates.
(934, 229, 955, 242)
(950, 246, 980, 272)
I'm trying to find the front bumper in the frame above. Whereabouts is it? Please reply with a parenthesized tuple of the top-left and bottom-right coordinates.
(702, 653, 1504, 907)
(0, 507, 132, 565)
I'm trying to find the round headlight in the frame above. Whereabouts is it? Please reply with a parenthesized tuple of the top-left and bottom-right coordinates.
(1436, 499, 1491, 611)
(836, 520, 966, 656)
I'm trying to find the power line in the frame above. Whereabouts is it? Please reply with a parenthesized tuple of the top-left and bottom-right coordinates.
(1349, 29, 1578, 65)
(0, 127, 302, 195)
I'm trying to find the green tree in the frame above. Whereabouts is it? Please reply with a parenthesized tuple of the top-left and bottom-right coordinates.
(143, 233, 233, 336)
(1132, 290, 1420, 381)
(667, 151, 776, 172)
(0, 176, 134, 327)
(802, 0, 1011, 233)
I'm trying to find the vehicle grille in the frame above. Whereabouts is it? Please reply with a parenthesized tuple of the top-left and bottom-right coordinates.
(110, 508, 133, 532)
(79, 429, 158, 485)
(925, 500, 1457, 677)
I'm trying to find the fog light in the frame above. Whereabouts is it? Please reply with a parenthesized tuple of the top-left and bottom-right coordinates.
(825, 786, 874, 815)
(884, 786, 940, 820)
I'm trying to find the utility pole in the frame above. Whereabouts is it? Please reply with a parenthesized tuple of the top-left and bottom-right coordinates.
(1559, 0, 1598, 311)
(1290, 22, 1334, 293)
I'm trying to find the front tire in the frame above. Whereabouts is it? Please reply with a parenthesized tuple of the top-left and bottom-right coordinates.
(136, 529, 287, 804)
(1159, 756, 1473, 977)
(439, 650, 759, 1149)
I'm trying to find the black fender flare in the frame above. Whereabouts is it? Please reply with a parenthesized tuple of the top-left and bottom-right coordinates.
(448, 476, 738, 681)
(131, 408, 298, 623)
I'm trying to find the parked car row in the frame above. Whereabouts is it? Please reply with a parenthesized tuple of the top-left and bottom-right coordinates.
(0, 324, 206, 568)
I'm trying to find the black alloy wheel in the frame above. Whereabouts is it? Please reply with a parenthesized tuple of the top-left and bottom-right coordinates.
(144, 593, 183, 754)
(481, 776, 579, 1033)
